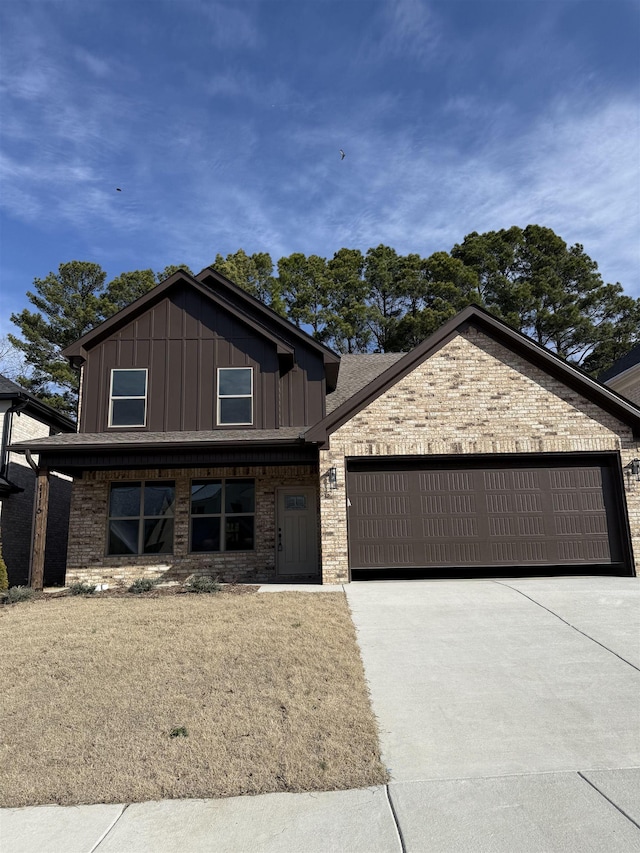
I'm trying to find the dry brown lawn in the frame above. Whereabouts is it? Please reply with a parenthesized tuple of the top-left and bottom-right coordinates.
(1, 592, 388, 807)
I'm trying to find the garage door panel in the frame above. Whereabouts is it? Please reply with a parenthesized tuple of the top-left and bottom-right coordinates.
(347, 457, 628, 573)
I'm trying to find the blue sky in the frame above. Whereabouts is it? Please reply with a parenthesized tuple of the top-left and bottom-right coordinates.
(1, 0, 639, 338)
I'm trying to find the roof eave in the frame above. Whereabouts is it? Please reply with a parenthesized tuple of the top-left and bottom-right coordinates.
(8, 437, 309, 454)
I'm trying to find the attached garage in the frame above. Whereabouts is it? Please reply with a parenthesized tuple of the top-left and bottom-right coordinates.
(312, 306, 640, 584)
(347, 454, 633, 578)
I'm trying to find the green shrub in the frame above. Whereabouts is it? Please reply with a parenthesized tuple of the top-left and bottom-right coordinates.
(69, 582, 97, 596)
(128, 577, 157, 594)
(184, 575, 221, 594)
(7, 586, 34, 603)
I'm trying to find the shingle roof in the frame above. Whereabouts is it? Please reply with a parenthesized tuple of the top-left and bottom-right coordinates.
(0, 374, 30, 396)
(599, 344, 640, 383)
(0, 373, 76, 432)
(325, 353, 406, 414)
(9, 427, 305, 452)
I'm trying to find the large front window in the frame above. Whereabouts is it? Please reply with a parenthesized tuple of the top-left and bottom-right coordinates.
(217, 367, 253, 425)
(110, 369, 147, 427)
(190, 479, 255, 552)
(107, 481, 175, 555)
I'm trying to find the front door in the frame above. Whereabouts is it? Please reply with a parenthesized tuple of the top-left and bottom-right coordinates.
(276, 487, 319, 576)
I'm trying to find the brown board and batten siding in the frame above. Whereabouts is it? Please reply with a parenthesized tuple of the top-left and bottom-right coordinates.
(279, 346, 326, 428)
(80, 285, 324, 433)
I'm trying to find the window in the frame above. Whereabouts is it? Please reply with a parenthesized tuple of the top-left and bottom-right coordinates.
(190, 479, 255, 552)
(217, 367, 253, 425)
(110, 369, 147, 427)
(284, 494, 307, 510)
(107, 481, 174, 555)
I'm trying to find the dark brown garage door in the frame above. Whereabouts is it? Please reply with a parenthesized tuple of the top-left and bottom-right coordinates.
(347, 455, 630, 574)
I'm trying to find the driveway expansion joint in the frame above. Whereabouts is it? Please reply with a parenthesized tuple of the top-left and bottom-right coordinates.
(384, 784, 406, 853)
(90, 803, 129, 852)
(493, 580, 640, 673)
(577, 772, 640, 832)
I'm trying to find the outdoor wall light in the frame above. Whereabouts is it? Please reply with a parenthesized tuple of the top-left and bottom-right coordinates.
(328, 467, 338, 489)
(624, 458, 640, 488)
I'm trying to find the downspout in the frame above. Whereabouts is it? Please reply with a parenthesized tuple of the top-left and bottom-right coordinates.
(0, 398, 29, 482)
(24, 449, 38, 473)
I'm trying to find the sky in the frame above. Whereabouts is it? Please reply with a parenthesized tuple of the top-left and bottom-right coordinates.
(1, 0, 639, 339)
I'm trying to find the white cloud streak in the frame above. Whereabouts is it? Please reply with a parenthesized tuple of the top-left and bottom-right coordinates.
(1, 2, 638, 302)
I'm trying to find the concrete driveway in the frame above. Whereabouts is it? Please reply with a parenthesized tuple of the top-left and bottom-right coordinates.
(345, 576, 640, 851)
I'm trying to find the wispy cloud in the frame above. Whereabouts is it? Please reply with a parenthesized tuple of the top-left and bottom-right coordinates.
(1, 0, 637, 307)
(193, 0, 259, 49)
(376, 0, 442, 63)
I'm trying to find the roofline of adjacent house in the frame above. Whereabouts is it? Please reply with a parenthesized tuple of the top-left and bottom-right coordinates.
(598, 343, 640, 383)
(0, 391, 76, 433)
(601, 361, 640, 387)
(303, 304, 640, 444)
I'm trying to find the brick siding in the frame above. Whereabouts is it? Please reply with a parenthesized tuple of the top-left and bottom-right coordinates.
(66, 465, 319, 586)
(319, 328, 640, 583)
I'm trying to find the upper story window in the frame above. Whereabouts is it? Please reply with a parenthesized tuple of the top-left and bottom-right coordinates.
(217, 367, 253, 426)
(110, 369, 147, 427)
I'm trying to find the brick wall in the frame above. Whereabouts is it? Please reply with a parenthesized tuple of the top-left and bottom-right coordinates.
(66, 464, 319, 586)
(319, 328, 640, 583)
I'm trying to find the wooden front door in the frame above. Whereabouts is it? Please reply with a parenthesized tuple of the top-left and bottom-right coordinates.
(276, 488, 319, 576)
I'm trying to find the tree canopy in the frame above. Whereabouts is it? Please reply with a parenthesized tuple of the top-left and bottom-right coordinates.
(9, 226, 639, 415)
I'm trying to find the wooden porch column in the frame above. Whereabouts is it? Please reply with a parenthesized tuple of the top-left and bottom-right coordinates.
(29, 468, 50, 591)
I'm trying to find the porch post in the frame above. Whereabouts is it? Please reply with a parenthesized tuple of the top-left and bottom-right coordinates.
(29, 467, 50, 591)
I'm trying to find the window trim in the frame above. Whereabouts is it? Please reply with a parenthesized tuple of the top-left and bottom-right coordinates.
(109, 368, 148, 428)
(106, 479, 175, 556)
(216, 367, 253, 426)
(189, 478, 256, 553)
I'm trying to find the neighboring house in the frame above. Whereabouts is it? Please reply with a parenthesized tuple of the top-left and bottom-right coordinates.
(599, 344, 640, 407)
(10, 269, 640, 587)
(0, 375, 76, 586)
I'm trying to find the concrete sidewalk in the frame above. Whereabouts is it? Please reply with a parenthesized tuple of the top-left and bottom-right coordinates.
(3, 577, 640, 851)
(4, 773, 640, 852)
(1, 787, 401, 853)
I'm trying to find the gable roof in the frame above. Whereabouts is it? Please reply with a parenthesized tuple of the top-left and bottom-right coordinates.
(304, 305, 640, 443)
(62, 268, 341, 391)
(0, 374, 76, 433)
(326, 353, 405, 415)
(599, 343, 640, 383)
(196, 267, 341, 390)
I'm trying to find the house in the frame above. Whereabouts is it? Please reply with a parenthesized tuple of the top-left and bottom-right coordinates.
(0, 375, 76, 586)
(600, 344, 640, 407)
(9, 268, 640, 588)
